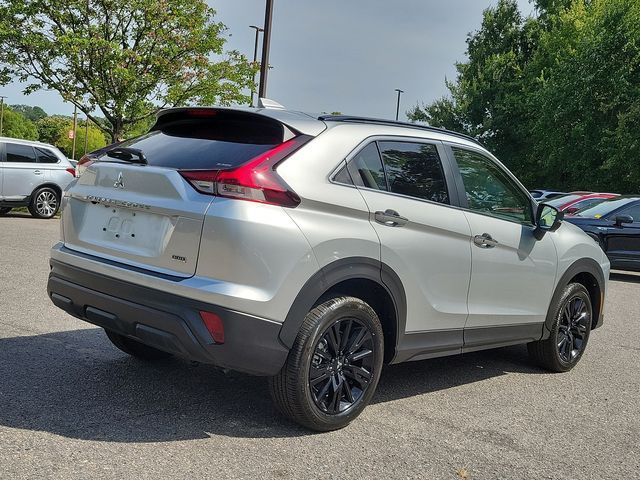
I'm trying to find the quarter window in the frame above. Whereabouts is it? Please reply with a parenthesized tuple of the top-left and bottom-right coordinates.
(452, 147, 533, 224)
(378, 141, 449, 204)
(346, 143, 386, 190)
(6, 143, 37, 163)
(35, 147, 59, 164)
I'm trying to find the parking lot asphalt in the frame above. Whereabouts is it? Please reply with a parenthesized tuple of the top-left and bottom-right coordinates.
(0, 212, 638, 480)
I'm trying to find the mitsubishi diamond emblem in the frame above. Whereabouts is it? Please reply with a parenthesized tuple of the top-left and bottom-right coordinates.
(114, 172, 125, 189)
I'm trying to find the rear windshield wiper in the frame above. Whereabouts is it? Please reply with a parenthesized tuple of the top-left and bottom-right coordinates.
(103, 147, 147, 165)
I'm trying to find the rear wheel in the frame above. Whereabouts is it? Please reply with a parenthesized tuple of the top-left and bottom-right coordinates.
(528, 283, 592, 372)
(104, 330, 173, 360)
(269, 296, 384, 431)
(0, 207, 11, 215)
(28, 187, 60, 219)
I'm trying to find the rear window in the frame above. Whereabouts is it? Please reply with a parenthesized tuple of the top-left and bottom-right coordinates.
(102, 111, 285, 170)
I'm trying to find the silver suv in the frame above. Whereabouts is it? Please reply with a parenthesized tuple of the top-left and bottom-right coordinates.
(0, 137, 76, 218)
(47, 106, 609, 431)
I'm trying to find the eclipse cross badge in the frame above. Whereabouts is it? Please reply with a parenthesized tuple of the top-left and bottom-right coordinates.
(114, 172, 125, 189)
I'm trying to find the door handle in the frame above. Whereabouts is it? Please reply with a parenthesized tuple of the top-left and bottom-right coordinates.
(34, 170, 43, 175)
(473, 233, 499, 248)
(374, 209, 408, 227)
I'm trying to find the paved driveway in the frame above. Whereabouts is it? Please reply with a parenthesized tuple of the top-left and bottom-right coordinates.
(0, 212, 638, 479)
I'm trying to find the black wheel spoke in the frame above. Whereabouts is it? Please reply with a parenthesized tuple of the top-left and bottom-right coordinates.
(339, 319, 352, 352)
(348, 348, 373, 363)
(310, 368, 330, 384)
(327, 324, 341, 356)
(347, 327, 368, 354)
(342, 374, 355, 403)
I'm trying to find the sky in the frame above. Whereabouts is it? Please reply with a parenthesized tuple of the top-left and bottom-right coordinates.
(1, 0, 535, 121)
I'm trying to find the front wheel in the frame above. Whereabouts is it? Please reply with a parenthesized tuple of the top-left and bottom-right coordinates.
(269, 296, 384, 431)
(28, 187, 60, 219)
(528, 283, 592, 372)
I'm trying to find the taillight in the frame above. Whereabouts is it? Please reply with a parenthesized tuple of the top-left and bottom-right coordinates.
(179, 135, 310, 208)
(76, 155, 94, 175)
(65, 167, 76, 177)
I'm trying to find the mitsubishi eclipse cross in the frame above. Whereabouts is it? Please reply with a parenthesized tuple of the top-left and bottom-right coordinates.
(47, 105, 609, 431)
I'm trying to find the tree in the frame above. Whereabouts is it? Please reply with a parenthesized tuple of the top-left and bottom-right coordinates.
(9, 104, 47, 121)
(35, 115, 108, 156)
(0, 106, 38, 140)
(36, 115, 72, 145)
(54, 120, 108, 158)
(0, 0, 257, 142)
(409, 0, 640, 193)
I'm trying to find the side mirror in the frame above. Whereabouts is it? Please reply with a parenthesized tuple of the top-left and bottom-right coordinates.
(614, 214, 634, 226)
(534, 204, 563, 240)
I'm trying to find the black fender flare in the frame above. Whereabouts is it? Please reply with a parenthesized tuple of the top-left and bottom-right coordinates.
(543, 258, 606, 338)
(278, 257, 407, 351)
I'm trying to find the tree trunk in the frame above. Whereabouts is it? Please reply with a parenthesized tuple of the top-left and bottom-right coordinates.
(110, 119, 125, 144)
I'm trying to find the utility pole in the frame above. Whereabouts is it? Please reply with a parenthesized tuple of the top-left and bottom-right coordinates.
(394, 89, 404, 121)
(71, 105, 78, 160)
(0, 96, 6, 136)
(258, 0, 274, 99)
(84, 115, 89, 156)
(249, 25, 264, 107)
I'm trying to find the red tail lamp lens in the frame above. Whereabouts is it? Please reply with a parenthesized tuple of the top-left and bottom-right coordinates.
(199, 311, 225, 344)
(179, 136, 309, 208)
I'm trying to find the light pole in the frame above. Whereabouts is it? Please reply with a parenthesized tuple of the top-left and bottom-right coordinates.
(249, 25, 264, 106)
(258, 0, 274, 99)
(0, 96, 6, 136)
(394, 89, 404, 121)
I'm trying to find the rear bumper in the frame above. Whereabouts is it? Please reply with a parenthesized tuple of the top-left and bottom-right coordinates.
(47, 259, 289, 376)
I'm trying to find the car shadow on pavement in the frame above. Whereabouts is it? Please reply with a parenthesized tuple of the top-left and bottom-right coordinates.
(0, 328, 542, 442)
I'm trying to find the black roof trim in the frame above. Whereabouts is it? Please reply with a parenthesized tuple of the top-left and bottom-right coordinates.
(318, 115, 482, 146)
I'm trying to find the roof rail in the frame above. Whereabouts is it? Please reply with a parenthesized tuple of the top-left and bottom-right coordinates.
(317, 115, 481, 146)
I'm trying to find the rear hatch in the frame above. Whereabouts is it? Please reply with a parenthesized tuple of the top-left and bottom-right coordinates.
(62, 108, 313, 278)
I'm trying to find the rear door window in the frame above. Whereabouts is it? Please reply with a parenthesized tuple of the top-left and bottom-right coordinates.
(378, 141, 449, 204)
(6, 143, 37, 163)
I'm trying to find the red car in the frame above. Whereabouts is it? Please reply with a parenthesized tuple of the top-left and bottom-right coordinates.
(546, 192, 619, 215)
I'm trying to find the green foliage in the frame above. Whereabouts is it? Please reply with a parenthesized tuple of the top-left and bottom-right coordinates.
(35, 115, 71, 145)
(36, 115, 107, 157)
(0, 106, 38, 140)
(0, 0, 257, 142)
(9, 104, 47, 121)
(409, 0, 640, 193)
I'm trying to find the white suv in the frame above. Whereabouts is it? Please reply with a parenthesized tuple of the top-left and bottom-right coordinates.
(47, 106, 609, 431)
(0, 137, 76, 218)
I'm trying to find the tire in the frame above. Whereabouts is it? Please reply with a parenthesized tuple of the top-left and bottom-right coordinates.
(269, 296, 384, 431)
(0, 207, 11, 215)
(528, 283, 592, 372)
(28, 187, 60, 219)
(104, 329, 173, 361)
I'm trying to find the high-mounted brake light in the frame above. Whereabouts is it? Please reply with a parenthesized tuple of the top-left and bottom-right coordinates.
(179, 135, 310, 208)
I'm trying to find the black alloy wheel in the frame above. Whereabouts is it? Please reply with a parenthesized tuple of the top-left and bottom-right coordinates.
(528, 282, 592, 372)
(556, 294, 590, 363)
(269, 296, 384, 431)
(309, 317, 375, 414)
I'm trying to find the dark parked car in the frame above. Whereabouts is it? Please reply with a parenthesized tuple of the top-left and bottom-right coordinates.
(565, 196, 640, 272)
